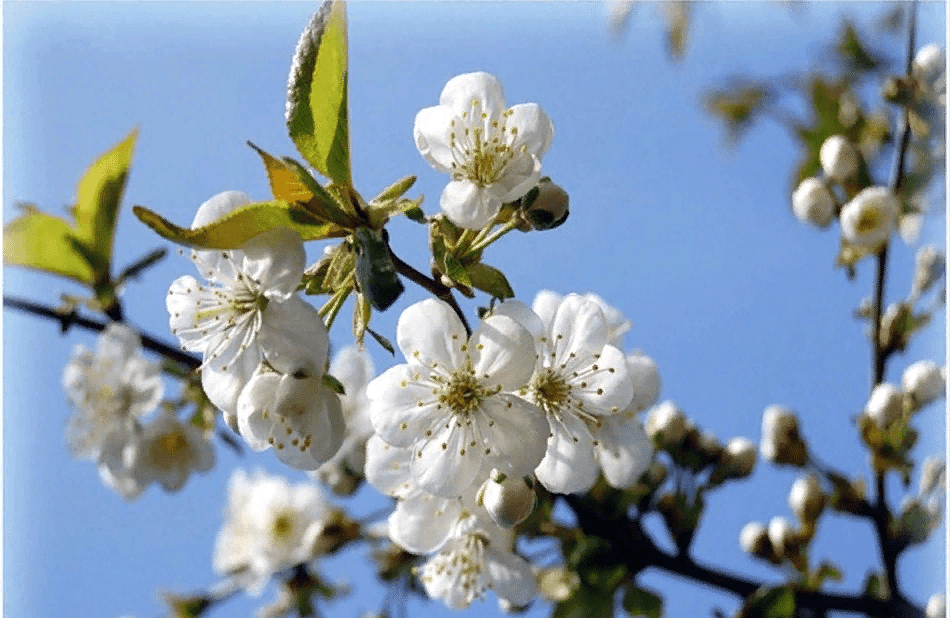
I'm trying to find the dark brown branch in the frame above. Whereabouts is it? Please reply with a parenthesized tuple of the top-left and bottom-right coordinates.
(3, 295, 200, 370)
(387, 249, 473, 337)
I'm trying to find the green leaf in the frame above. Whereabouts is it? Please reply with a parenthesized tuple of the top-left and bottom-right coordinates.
(623, 585, 663, 618)
(322, 374, 346, 395)
(740, 586, 796, 618)
(248, 141, 319, 205)
(552, 582, 615, 618)
(133, 200, 346, 250)
(372, 175, 417, 203)
(279, 157, 360, 227)
(468, 263, 514, 299)
(73, 128, 137, 274)
(286, 0, 352, 186)
(441, 253, 472, 288)
(3, 208, 95, 283)
(366, 327, 395, 356)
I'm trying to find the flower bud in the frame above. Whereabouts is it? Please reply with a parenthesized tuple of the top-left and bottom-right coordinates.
(789, 475, 825, 524)
(896, 497, 935, 545)
(879, 302, 912, 351)
(919, 456, 945, 496)
(739, 521, 770, 557)
(477, 469, 536, 528)
(767, 516, 797, 559)
(926, 593, 946, 618)
(792, 177, 835, 228)
(902, 360, 945, 410)
(913, 44, 945, 85)
(698, 431, 723, 461)
(911, 245, 945, 300)
(760, 405, 807, 466)
(723, 437, 757, 478)
(864, 382, 904, 429)
(645, 401, 688, 446)
(819, 135, 860, 182)
(517, 181, 569, 231)
(627, 351, 661, 413)
(840, 186, 899, 249)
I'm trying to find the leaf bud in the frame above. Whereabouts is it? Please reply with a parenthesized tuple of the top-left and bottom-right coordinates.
(792, 177, 835, 228)
(864, 382, 904, 429)
(760, 405, 807, 467)
(645, 400, 688, 446)
(788, 474, 825, 524)
(902, 360, 945, 411)
(516, 181, 569, 231)
(476, 468, 536, 528)
(819, 135, 860, 182)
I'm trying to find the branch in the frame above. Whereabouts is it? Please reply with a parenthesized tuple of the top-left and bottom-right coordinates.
(387, 248, 473, 337)
(3, 295, 200, 370)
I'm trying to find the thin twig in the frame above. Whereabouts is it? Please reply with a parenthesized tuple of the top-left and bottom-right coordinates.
(386, 248, 473, 337)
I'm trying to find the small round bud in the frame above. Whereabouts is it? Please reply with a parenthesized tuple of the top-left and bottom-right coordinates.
(698, 431, 723, 461)
(767, 516, 796, 558)
(739, 521, 769, 557)
(792, 177, 835, 228)
(477, 469, 536, 528)
(911, 245, 946, 300)
(913, 44, 945, 85)
(760, 405, 807, 466)
(517, 181, 569, 231)
(865, 382, 904, 429)
(723, 437, 757, 478)
(840, 186, 899, 249)
(627, 351, 661, 413)
(926, 593, 946, 618)
(645, 401, 687, 445)
(819, 135, 860, 182)
(902, 360, 945, 410)
(788, 475, 825, 524)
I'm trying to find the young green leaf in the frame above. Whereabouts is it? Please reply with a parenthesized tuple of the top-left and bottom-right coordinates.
(468, 263, 515, 299)
(286, 0, 352, 186)
(3, 209, 95, 283)
(133, 200, 346, 250)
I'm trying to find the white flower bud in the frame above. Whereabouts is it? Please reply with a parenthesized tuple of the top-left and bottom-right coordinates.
(840, 186, 899, 249)
(645, 401, 687, 445)
(926, 593, 946, 618)
(902, 360, 945, 409)
(819, 135, 860, 182)
(477, 469, 536, 528)
(792, 177, 835, 228)
(760, 405, 807, 466)
(911, 245, 945, 300)
(626, 351, 661, 413)
(788, 475, 825, 523)
(864, 382, 904, 428)
(723, 437, 757, 478)
(913, 44, 945, 85)
(739, 521, 769, 556)
(920, 456, 946, 496)
(520, 181, 570, 231)
(767, 516, 796, 558)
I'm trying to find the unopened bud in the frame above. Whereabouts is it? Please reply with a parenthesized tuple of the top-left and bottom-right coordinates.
(789, 475, 825, 524)
(926, 593, 946, 618)
(739, 521, 770, 557)
(792, 177, 835, 228)
(913, 44, 945, 85)
(911, 245, 945, 300)
(920, 457, 946, 496)
(879, 302, 912, 352)
(517, 181, 569, 231)
(767, 516, 797, 559)
(627, 351, 661, 413)
(840, 186, 898, 249)
(819, 135, 860, 182)
(723, 437, 757, 478)
(698, 431, 723, 461)
(760, 405, 807, 466)
(646, 401, 688, 446)
(902, 360, 945, 410)
(477, 469, 536, 528)
(865, 382, 904, 429)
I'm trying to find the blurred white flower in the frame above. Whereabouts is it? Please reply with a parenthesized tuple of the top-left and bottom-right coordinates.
(864, 382, 903, 429)
(723, 437, 757, 478)
(788, 475, 824, 523)
(902, 360, 945, 409)
(839, 186, 899, 249)
(414, 72, 554, 229)
(791, 177, 835, 228)
(760, 405, 806, 466)
(819, 135, 859, 182)
(910, 245, 945, 301)
(128, 411, 215, 493)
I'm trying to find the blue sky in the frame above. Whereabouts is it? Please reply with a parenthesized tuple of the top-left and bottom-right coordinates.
(4, 3, 946, 618)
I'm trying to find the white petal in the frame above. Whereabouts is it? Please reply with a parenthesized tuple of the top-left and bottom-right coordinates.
(439, 72, 506, 118)
(389, 493, 462, 554)
(571, 345, 633, 415)
(471, 315, 537, 391)
(241, 227, 306, 301)
(595, 414, 652, 488)
(237, 371, 282, 451)
(190, 191, 253, 276)
(535, 413, 599, 494)
(506, 102, 555, 158)
(364, 435, 414, 496)
(441, 180, 500, 230)
(397, 299, 467, 370)
(412, 419, 483, 498)
(549, 294, 608, 367)
(491, 152, 541, 203)
(478, 395, 548, 479)
(532, 290, 563, 331)
(414, 105, 458, 172)
(202, 344, 260, 416)
(485, 546, 538, 608)
(258, 296, 329, 375)
(367, 365, 444, 447)
(490, 300, 546, 347)
(627, 352, 661, 413)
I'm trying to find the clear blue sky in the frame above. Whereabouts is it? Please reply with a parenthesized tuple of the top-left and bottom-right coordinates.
(4, 3, 946, 618)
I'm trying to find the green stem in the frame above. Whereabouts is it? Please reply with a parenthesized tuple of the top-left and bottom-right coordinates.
(468, 219, 520, 254)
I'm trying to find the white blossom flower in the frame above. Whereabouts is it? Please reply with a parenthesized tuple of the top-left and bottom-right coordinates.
(791, 177, 835, 228)
(417, 516, 536, 610)
(839, 186, 899, 249)
(788, 475, 824, 523)
(214, 469, 332, 596)
(530, 290, 632, 349)
(902, 360, 945, 409)
(864, 382, 903, 428)
(414, 72, 554, 229)
(367, 299, 548, 498)
(97, 425, 148, 501)
(128, 411, 215, 493)
(760, 405, 806, 466)
(62, 323, 163, 460)
(819, 135, 859, 182)
(166, 191, 329, 426)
